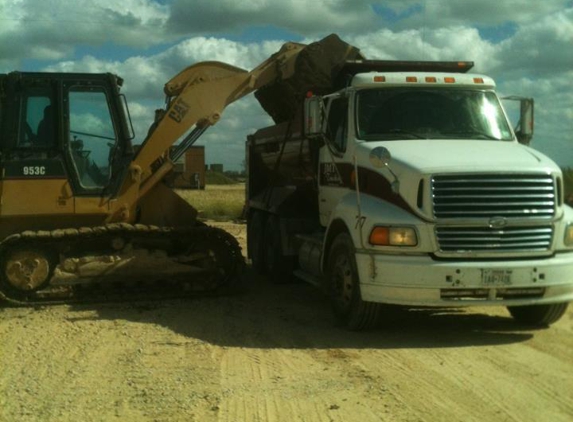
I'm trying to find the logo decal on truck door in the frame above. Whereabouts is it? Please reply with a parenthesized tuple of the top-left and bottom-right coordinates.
(320, 162, 343, 186)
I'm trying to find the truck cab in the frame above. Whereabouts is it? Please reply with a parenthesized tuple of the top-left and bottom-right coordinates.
(247, 60, 573, 330)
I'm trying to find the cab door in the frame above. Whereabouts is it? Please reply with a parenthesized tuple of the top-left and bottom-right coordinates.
(63, 83, 120, 196)
(62, 80, 123, 218)
(318, 94, 351, 226)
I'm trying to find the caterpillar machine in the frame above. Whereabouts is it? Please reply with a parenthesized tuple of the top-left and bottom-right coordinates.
(0, 34, 362, 304)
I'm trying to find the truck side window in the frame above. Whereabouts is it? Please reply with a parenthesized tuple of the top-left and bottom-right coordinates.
(19, 96, 55, 148)
(326, 97, 349, 153)
(68, 90, 118, 189)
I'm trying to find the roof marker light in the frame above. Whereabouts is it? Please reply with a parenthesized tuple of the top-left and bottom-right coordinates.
(473, 77, 484, 84)
(406, 76, 417, 82)
(374, 76, 386, 82)
(425, 77, 437, 83)
(444, 77, 456, 83)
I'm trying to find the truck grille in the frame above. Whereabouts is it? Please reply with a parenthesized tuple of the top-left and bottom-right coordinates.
(432, 174, 556, 219)
(435, 225, 553, 253)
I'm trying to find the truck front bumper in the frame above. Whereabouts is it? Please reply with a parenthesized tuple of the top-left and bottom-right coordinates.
(356, 251, 573, 307)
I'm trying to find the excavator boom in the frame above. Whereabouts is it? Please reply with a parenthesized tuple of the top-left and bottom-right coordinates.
(130, 42, 304, 188)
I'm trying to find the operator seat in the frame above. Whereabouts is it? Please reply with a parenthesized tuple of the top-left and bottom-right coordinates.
(36, 105, 55, 147)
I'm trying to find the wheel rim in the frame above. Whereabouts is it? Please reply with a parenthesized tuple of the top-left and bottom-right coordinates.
(332, 253, 354, 312)
(5, 251, 51, 291)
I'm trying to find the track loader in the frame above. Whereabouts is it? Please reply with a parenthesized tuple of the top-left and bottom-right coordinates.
(0, 34, 360, 304)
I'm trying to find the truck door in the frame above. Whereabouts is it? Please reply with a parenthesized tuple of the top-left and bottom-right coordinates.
(318, 95, 350, 226)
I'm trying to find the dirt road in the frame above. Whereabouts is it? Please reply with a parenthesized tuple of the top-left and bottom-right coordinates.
(0, 223, 572, 422)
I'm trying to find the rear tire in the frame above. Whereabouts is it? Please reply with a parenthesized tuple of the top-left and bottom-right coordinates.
(326, 233, 380, 331)
(248, 211, 267, 274)
(507, 303, 568, 326)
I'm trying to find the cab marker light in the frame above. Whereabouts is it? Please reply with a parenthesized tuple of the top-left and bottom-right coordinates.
(473, 77, 484, 84)
(406, 76, 418, 82)
(374, 76, 386, 82)
(444, 77, 456, 83)
(425, 77, 437, 83)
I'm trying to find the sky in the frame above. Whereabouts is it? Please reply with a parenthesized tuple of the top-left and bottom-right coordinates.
(1, 0, 572, 170)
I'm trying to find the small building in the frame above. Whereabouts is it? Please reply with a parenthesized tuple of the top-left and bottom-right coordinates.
(169, 146, 206, 189)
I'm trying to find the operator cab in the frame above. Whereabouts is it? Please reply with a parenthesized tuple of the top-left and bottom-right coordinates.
(0, 72, 134, 197)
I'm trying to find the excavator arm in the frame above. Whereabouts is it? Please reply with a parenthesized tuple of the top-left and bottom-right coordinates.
(110, 34, 362, 223)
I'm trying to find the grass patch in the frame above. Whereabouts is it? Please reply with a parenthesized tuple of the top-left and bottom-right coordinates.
(205, 171, 239, 185)
(176, 184, 245, 221)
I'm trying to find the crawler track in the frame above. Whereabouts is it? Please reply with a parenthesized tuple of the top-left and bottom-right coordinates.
(0, 223, 244, 305)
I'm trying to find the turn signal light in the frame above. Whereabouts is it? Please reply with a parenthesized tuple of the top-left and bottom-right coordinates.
(565, 224, 573, 246)
(369, 226, 418, 246)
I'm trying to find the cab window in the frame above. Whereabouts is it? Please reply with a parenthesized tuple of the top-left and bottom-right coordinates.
(326, 97, 349, 153)
(19, 95, 56, 148)
(68, 90, 118, 189)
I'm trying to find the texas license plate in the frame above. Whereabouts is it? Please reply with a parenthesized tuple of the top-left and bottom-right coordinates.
(481, 269, 512, 286)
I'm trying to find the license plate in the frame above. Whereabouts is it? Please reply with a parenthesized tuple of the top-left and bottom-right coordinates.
(481, 269, 512, 286)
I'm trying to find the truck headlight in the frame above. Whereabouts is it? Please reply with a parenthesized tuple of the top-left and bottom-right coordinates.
(369, 226, 418, 246)
(565, 224, 573, 246)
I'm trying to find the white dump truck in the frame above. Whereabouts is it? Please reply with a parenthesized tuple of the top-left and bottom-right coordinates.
(246, 36, 573, 330)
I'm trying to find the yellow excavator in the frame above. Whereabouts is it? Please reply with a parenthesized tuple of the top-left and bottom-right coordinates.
(0, 34, 361, 304)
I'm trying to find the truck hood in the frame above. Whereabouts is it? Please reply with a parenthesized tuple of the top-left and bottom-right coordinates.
(354, 140, 560, 219)
(356, 139, 560, 175)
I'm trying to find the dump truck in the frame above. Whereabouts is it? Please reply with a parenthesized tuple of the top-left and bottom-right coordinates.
(246, 37, 573, 330)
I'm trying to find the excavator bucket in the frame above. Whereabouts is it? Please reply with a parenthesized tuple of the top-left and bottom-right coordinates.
(255, 34, 364, 123)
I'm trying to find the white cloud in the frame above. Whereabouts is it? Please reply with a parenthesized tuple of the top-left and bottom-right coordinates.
(393, 0, 569, 28)
(167, 0, 378, 35)
(347, 26, 500, 72)
(492, 9, 573, 76)
(0, 0, 170, 68)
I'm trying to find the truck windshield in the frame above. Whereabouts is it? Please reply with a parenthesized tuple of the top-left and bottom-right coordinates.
(356, 88, 513, 141)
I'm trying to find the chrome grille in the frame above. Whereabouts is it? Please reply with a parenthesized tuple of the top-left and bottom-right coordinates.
(432, 174, 555, 219)
(436, 225, 553, 253)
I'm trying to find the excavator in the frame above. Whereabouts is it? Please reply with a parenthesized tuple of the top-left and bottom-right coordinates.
(0, 34, 360, 304)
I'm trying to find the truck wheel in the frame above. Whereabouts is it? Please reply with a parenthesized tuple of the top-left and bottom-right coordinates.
(507, 303, 569, 326)
(264, 215, 295, 283)
(248, 211, 267, 274)
(326, 233, 380, 331)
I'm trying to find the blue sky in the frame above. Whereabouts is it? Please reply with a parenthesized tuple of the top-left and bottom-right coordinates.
(1, 0, 572, 170)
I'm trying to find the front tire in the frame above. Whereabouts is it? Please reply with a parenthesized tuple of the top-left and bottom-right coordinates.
(326, 233, 380, 331)
(507, 303, 568, 327)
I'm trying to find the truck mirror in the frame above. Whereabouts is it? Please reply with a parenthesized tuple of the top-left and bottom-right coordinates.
(502, 96, 534, 145)
(304, 96, 325, 138)
(515, 98, 534, 145)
